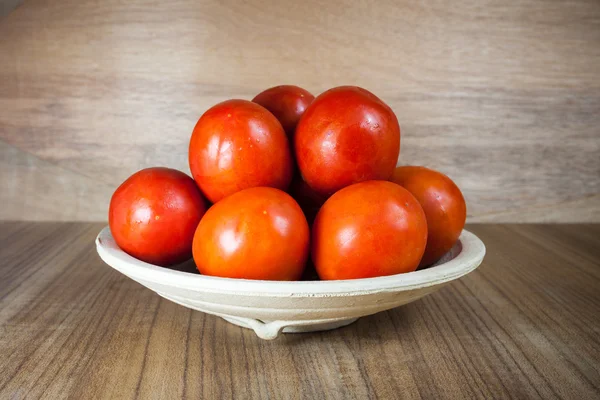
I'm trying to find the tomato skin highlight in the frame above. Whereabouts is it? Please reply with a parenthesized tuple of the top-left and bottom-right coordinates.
(390, 166, 467, 267)
(295, 86, 400, 197)
(312, 180, 427, 280)
(109, 167, 207, 266)
(193, 187, 309, 281)
(189, 99, 294, 203)
(252, 85, 315, 138)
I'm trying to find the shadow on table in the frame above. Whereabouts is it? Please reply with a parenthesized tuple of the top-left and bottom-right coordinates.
(263, 306, 416, 345)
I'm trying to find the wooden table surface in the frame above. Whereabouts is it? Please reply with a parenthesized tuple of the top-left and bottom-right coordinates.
(0, 222, 598, 399)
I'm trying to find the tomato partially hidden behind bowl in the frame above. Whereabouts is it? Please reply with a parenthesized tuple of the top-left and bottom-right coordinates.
(312, 180, 428, 280)
(189, 99, 294, 203)
(252, 85, 315, 138)
(193, 187, 309, 280)
(109, 167, 207, 266)
(390, 166, 467, 267)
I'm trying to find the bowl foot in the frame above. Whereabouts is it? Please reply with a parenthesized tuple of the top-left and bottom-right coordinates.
(222, 316, 359, 339)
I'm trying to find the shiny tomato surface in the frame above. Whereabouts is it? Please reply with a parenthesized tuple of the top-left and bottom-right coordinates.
(295, 86, 400, 196)
(193, 187, 309, 280)
(252, 85, 315, 137)
(312, 180, 427, 280)
(189, 99, 293, 203)
(109, 167, 207, 266)
(391, 166, 467, 267)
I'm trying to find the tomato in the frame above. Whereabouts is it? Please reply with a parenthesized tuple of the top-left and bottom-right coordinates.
(109, 167, 207, 266)
(390, 166, 467, 267)
(295, 86, 400, 197)
(252, 85, 315, 138)
(287, 174, 327, 224)
(312, 181, 427, 280)
(189, 99, 294, 203)
(193, 187, 309, 280)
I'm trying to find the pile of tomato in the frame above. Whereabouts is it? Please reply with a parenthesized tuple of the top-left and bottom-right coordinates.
(109, 85, 466, 281)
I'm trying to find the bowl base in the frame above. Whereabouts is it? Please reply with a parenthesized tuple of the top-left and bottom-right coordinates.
(222, 316, 358, 339)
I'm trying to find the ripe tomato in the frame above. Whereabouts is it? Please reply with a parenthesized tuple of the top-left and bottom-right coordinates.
(109, 167, 207, 266)
(390, 166, 467, 267)
(312, 181, 427, 280)
(295, 86, 400, 197)
(193, 187, 309, 280)
(189, 99, 293, 203)
(287, 174, 327, 224)
(252, 85, 315, 137)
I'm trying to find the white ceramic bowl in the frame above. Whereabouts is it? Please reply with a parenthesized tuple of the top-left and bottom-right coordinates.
(96, 227, 485, 339)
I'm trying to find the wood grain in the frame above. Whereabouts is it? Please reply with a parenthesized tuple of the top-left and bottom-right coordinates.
(0, 222, 599, 399)
(0, 140, 112, 221)
(1, 0, 599, 222)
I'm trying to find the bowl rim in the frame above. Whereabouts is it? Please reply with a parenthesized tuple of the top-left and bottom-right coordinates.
(96, 226, 485, 297)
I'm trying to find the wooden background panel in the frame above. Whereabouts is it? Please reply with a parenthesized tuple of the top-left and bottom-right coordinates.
(0, 139, 111, 220)
(0, 0, 599, 222)
(0, 0, 21, 18)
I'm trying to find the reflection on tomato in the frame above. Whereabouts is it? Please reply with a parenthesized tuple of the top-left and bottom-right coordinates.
(189, 99, 293, 203)
(109, 167, 207, 266)
(252, 85, 315, 138)
(295, 86, 400, 197)
(312, 181, 427, 280)
(391, 166, 467, 267)
(193, 187, 309, 280)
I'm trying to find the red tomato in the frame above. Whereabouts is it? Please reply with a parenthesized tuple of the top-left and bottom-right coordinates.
(193, 187, 309, 280)
(189, 99, 294, 203)
(287, 174, 327, 224)
(295, 86, 400, 197)
(390, 166, 467, 267)
(312, 181, 427, 280)
(109, 167, 207, 266)
(252, 85, 315, 137)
